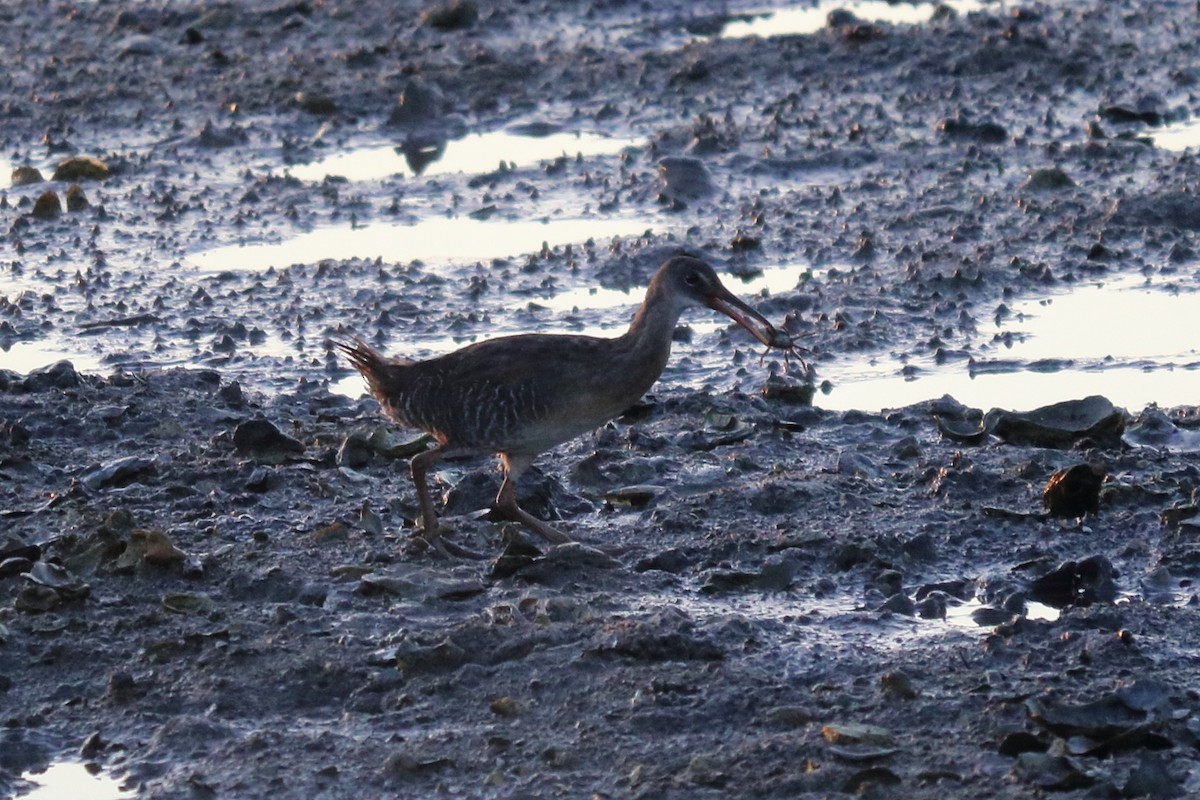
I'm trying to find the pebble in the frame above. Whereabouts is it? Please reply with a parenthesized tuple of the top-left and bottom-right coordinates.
(233, 418, 305, 460)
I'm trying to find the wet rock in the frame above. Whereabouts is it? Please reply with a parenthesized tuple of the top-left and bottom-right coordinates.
(657, 156, 713, 202)
(822, 723, 895, 746)
(1042, 463, 1106, 517)
(359, 565, 485, 601)
(336, 432, 372, 468)
(381, 750, 454, 776)
(52, 155, 109, 181)
(197, 120, 249, 148)
(596, 613, 723, 662)
(760, 374, 815, 405)
(634, 547, 698, 574)
(984, 395, 1125, 449)
(420, 0, 478, 30)
(1011, 752, 1095, 791)
(394, 637, 467, 674)
(603, 484, 665, 509)
(10, 166, 43, 185)
(1123, 754, 1182, 799)
(233, 418, 305, 460)
(30, 190, 61, 219)
(998, 731, 1050, 756)
(1108, 191, 1200, 231)
(367, 427, 430, 459)
(1026, 681, 1170, 748)
(1122, 408, 1200, 452)
(25, 561, 90, 600)
(23, 360, 81, 390)
(880, 670, 918, 699)
(294, 91, 338, 115)
(937, 115, 1008, 143)
(387, 79, 445, 128)
(701, 557, 795, 592)
(1023, 167, 1075, 191)
(138, 530, 188, 566)
(80, 456, 156, 491)
(161, 593, 215, 614)
(1028, 556, 1118, 609)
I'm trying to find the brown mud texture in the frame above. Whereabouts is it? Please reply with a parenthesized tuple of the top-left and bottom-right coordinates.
(3, 1, 1200, 798)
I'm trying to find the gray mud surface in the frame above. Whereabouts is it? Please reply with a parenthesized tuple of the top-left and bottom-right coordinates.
(3, 0, 1200, 797)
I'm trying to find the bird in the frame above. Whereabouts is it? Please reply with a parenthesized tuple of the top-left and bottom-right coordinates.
(337, 254, 791, 554)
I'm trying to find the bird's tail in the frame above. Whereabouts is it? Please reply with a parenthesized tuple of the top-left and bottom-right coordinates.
(333, 338, 411, 402)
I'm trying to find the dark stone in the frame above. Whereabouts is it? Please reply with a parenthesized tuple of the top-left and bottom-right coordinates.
(233, 418, 305, 458)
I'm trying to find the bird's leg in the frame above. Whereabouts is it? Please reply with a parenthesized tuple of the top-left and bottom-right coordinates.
(495, 453, 572, 545)
(409, 445, 444, 535)
(407, 444, 486, 560)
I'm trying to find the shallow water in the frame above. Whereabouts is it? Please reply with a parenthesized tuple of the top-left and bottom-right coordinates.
(1151, 117, 1200, 152)
(817, 273, 1200, 411)
(22, 761, 132, 800)
(186, 215, 661, 273)
(719, 0, 985, 39)
(289, 130, 640, 183)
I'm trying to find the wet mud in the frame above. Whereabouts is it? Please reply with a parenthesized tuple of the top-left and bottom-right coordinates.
(3, 0, 1200, 797)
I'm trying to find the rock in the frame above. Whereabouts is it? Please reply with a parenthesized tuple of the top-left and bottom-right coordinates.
(1122, 408, 1200, 452)
(23, 360, 81, 390)
(701, 557, 795, 592)
(657, 156, 713, 202)
(138, 530, 187, 566)
(984, 395, 1125, 449)
(80, 456, 156, 490)
(31, 190, 61, 219)
(294, 91, 338, 115)
(336, 432, 372, 468)
(233, 418, 305, 460)
(1023, 168, 1074, 191)
(420, 0, 478, 30)
(821, 723, 895, 746)
(1027, 556, 1118, 609)
(52, 155, 110, 181)
(387, 79, 445, 128)
(760, 374, 815, 405)
(937, 115, 1008, 143)
(10, 166, 43, 185)
(1042, 463, 1106, 518)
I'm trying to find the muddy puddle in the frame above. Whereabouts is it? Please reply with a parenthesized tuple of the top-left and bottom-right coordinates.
(719, 0, 985, 39)
(288, 129, 639, 183)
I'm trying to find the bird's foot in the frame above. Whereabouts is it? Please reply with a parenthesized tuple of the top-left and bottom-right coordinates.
(412, 525, 487, 561)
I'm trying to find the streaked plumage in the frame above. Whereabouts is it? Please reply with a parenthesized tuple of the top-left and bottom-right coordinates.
(338, 255, 784, 552)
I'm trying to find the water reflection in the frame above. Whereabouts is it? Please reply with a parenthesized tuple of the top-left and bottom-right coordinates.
(22, 761, 132, 800)
(187, 216, 659, 273)
(290, 130, 639, 183)
(819, 274, 1200, 412)
(1151, 117, 1200, 152)
(720, 0, 984, 39)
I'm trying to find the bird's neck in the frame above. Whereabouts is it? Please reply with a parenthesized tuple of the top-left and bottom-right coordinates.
(615, 286, 686, 377)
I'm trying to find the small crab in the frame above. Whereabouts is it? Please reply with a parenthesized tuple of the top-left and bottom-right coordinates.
(753, 324, 815, 375)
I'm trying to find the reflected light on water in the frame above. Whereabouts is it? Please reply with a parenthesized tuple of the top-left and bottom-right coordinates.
(1151, 117, 1200, 152)
(22, 761, 132, 800)
(819, 274, 1200, 412)
(290, 130, 639, 183)
(187, 216, 658, 273)
(720, 0, 984, 38)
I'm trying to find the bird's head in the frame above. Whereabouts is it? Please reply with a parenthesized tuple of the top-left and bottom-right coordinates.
(656, 255, 780, 348)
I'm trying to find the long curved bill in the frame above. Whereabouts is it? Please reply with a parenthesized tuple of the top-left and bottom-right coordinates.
(705, 285, 783, 348)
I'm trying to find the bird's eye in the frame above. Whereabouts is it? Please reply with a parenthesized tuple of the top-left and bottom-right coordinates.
(684, 271, 702, 287)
